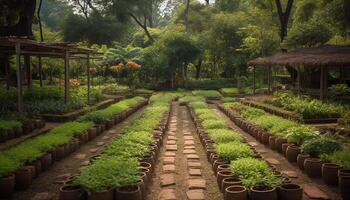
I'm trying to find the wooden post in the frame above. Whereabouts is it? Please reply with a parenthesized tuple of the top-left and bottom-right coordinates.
(324, 66, 328, 99)
(297, 66, 301, 96)
(253, 66, 256, 95)
(320, 66, 324, 100)
(267, 65, 271, 94)
(38, 56, 43, 87)
(64, 51, 70, 104)
(15, 43, 23, 113)
(24, 56, 32, 88)
(87, 54, 91, 105)
(4, 54, 10, 90)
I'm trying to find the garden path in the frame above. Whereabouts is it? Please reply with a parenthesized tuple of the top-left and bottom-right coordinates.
(10, 105, 147, 200)
(209, 103, 342, 200)
(146, 102, 223, 200)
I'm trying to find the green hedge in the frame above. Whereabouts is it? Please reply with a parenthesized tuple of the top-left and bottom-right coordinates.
(0, 120, 22, 131)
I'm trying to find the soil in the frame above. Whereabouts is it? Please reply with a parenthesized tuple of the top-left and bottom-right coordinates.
(145, 102, 223, 200)
(210, 103, 342, 200)
(7, 106, 147, 200)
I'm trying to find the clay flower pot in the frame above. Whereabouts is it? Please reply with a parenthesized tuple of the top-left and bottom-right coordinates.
(218, 164, 231, 172)
(55, 146, 66, 161)
(275, 137, 288, 152)
(281, 143, 292, 157)
(0, 174, 15, 198)
(269, 136, 276, 150)
(278, 183, 303, 200)
(88, 189, 114, 200)
(304, 158, 322, 178)
(213, 159, 229, 175)
(115, 185, 141, 200)
(322, 163, 342, 185)
(339, 174, 350, 200)
(250, 186, 277, 200)
(222, 177, 242, 193)
(15, 167, 32, 190)
(225, 185, 247, 200)
(297, 153, 310, 170)
(40, 153, 53, 171)
(59, 185, 81, 200)
(217, 170, 234, 191)
(286, 145, 301, 163)
(262, 132, 271, 145)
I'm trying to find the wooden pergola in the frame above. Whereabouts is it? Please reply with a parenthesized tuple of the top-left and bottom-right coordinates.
(0, 37, 102, 113)
(248, 45, 350, 100)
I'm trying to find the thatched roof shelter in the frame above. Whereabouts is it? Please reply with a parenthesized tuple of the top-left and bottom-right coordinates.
(248, 45, 350, 99)
(248, 45, 350, 68)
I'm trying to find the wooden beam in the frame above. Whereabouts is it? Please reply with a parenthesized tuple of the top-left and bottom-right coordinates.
(15, 43, 23, 113)
(297, 66, 301, 96)
(253, 66, 256, 95)
(268, 65, 272, 94)
(38, 56, 43, 87)
(320, 66, 324, 100)
(64, 51, 70, 104)
(87, 54, 91, 105)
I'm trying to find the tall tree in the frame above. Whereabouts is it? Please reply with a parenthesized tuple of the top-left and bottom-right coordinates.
(275, 0, 294, 42)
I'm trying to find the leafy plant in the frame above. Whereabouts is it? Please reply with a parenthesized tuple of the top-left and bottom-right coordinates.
(207, 129, 242, 144)
(74, 158, 140, 192)
(222, 97, 236, 103)
(215, 142, 254, 161)
(220, 88, 241, 97)
(202, 119, 227, 129)
(0, 155, 21, 178)
(230, 158, 282, 189)
(286, 126, 319, 145)
(320, 150, 350, 169)
(192, 90, 222, 100)
(302, 136, 342, 157)
(0, 120, 22, 131)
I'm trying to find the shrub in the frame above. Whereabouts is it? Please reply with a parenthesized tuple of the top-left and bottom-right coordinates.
(285, 126, 319, 145)
(74, 158, 140, 192)
(230, 158, 283, 189)
(215, 142, 254, 161)
(302, 136, 342, 157)
(320, 150, 350, 169)
(192, 90, 222, 100)
(220, 88, 241, 97)
(207, 129, 242, 144)
(222, 97, 236, 103)
(0, 155, 21, 177)
(202, 119, 227, 129)
(240, 107, 266, 119)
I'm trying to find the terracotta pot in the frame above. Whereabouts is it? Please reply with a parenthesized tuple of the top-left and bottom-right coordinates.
(88, 190, 114, 200)
(213, 159, 229, 175)
(88, 128, 97, 140)
(222, 177, 242, 193)
(262, 132, 271, 145)
(14, 127, 23, 138)
(137, 179, 145, 199)
(139, 162, 152, 173)
(218, 164, 231, 172)
(7, 128, 15, 140)
(217, 170, 234, 191)
(106, 119, 114, 129)
(275, 137, 288, 152)
(59, 185, 81, 200)
(339, 169, 350, 177)
(281, 143, 292, 156)
(269, 136, 276, 150)
(250, 186, 277, 200)
(304, 158, 322, 178)
(322, 163, 342, 185)
(211, 154, 219, 165)
(26, 165, 36, 179)
(55, 146, 66, 161)
(0, 174, 15, 198)
(139, 169, 150, 185)
(40, 153, 53, 171)
(15, 167, 32, 190)
(115, 185, 141, 200)
(224, 185, 247, 200)
(286, 145, 301, 163)
(339, 175, 350, 200)
(278, 183, 302, 200)
(297, 153, 310, 170)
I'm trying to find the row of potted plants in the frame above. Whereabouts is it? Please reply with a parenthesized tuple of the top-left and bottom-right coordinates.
(219, 102, 350, 199)
(64, 93, 176, 200)
(266, 91, 348, 120)
(183, 98, 301, 200)
(0, 118, 45, 143)
(0, 97, 148, 198)
(192, 90, 223, 100)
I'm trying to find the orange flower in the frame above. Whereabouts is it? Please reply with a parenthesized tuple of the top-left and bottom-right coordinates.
(110, 63, 124, 73)
(70, 79, 81, 86)
(126, 60, 141, 70)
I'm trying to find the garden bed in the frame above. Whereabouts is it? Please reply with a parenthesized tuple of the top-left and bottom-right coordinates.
(0, 97, 148, 198)
(39, 98, 119, 122)
(217, 102, 349, 199)
(240, 99, 340, 124)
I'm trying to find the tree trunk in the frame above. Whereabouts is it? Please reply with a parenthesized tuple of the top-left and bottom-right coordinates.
(184, 0, 190, 32)
(195, 59, 202, 79)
